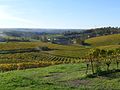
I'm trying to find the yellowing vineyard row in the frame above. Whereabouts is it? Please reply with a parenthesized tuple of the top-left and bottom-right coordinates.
(0, 42, 88, 71)
(0, 52, 82, 71)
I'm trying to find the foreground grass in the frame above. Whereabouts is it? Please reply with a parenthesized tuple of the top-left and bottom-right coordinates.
(0, 63, 120, 90)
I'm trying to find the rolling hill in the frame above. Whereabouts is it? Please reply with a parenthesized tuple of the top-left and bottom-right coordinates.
(85, 34, 120, 47)
(0, 33, 120, 90)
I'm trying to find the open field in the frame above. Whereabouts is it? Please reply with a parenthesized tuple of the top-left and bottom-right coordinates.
(0, 42, 90, 57)
(0, 63, 120, 90)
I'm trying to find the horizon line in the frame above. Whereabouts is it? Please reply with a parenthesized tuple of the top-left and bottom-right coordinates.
(0, 26, 119, 30)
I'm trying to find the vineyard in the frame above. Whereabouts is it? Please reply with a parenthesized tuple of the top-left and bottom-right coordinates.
(0, 42, 86, 71)
(0, 41, 120, 72)
(85, 48, 120, 76)
(0, 51, 83, 71)
(0, 34, 120, 90)
(0, 42, 87, 50)
(85, 34, 120, 47)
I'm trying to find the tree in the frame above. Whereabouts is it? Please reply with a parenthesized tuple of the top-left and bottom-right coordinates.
(85, 57, 90, 75)
(115, 48, 120, 69)
(88, 53, 95, 74)
(105, 50, 113, 71)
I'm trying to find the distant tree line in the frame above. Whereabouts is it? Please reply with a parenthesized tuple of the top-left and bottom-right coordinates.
(64, 27, 120, 40)
(62, 27, 120, 45)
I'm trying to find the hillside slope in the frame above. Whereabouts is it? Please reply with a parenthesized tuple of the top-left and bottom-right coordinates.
(0, 42, 90, 58)
(0, 63, 120, 90)
(85, 34, 120, 47)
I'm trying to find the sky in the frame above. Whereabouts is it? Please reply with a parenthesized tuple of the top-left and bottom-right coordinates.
(0, 0, 120, 29)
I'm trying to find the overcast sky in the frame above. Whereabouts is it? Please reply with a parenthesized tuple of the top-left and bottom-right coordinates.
(0, 0, 120, 29)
